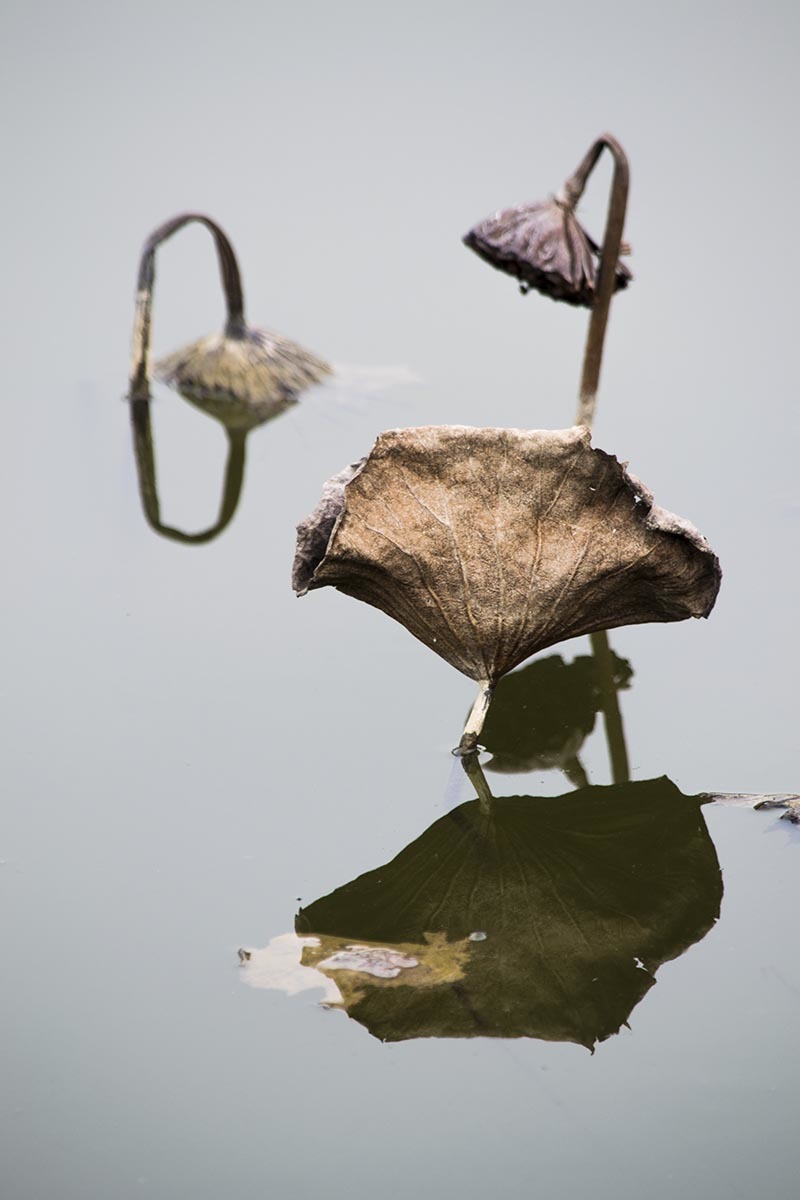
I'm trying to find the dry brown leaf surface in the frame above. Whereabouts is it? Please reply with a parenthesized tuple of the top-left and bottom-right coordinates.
(293, 426, 721, 683)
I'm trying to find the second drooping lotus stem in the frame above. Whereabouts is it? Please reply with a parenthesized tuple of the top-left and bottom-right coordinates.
(129, 213, 245, 402)
(127, 212, 331, 409)
(567, 135, 630, 429)
(566, 137, 632, 780)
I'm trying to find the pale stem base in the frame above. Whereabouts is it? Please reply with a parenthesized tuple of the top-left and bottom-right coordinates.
(455, 680, 494, 757)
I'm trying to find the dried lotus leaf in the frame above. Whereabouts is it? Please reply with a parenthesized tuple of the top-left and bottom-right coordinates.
(293, 425, 721, 684)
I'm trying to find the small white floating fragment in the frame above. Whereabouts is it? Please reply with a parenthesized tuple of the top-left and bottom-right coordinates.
(318, 945, 419, 979)
(238, 933, 339, 1002)
(468, 931, 487, 942)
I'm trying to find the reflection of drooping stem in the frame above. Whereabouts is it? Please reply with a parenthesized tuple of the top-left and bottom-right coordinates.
(589, 630, 629, 784)
(129, 397, 248, 545)
(567, 135, 630, 430)
(129, 213, 246, 403)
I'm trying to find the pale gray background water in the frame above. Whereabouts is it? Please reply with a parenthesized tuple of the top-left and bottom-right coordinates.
(2, 1, 798, 1197)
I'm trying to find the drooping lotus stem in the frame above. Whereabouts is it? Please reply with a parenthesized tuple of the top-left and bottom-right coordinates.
(129, 396, 247, 545)
(562, 136, 632, 782)
(569, 135, 630, 430)
(129, 213, 245, 403)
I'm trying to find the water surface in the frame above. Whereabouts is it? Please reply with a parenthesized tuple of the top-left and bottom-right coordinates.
(3, 2, 799, 1197)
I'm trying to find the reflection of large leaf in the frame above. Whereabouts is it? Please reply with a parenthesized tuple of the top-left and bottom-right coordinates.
(296, 778, 722, 1049)
(480, 651, 632, 773)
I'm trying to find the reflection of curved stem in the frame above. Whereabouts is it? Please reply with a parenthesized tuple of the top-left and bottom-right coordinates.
(589, 629, 630, 784)
(128, 212, 246, 402)
(569, 135, 630, 429)
(129, 398, 248, 544)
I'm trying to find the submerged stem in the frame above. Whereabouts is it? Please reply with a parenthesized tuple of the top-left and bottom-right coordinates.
(455, 680, 494, 756)
(461, 753, 495, 815)
(573, 135, 630, 429)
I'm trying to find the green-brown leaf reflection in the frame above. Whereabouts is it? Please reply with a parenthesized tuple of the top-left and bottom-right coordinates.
(294, 776, 722, 1050)
(479, 649, 632, 784)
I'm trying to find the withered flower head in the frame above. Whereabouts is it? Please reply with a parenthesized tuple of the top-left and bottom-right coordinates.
(293, 425, 721, 685)
(155, 327, 330, 431)
(463, 197, 630, 307)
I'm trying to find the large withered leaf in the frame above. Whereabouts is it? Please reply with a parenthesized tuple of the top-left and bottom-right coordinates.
(293, 426, 721, 684)
(295, 778, 723, 1047)
(463, 199, 631, 307)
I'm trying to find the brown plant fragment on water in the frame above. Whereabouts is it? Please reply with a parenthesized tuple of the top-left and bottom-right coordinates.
(463, 198, 630, 307)
(293, 425, 721, 684)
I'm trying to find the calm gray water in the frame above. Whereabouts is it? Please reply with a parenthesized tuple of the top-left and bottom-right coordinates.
(3, 2, 799, 1197)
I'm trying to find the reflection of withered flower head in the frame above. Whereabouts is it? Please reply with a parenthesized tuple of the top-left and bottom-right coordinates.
(293, 425, 721, 686)
(464, 197, 631, 307)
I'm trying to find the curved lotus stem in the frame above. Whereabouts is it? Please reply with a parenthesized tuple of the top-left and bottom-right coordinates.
(568, 135, 630, 429)
(128, 212, 246, 402)
(129, 398, 248, 545)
